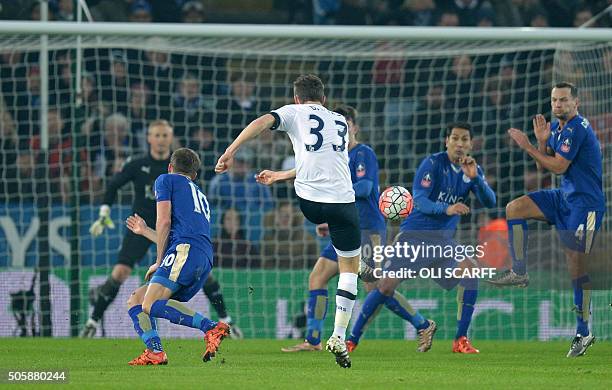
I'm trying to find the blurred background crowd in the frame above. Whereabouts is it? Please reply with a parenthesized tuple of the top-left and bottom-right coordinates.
(0, 0, 610, 27)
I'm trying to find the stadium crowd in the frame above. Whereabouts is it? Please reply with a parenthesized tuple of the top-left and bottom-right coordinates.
(0, 1, 610, 269)
(0, 0, 611, 28)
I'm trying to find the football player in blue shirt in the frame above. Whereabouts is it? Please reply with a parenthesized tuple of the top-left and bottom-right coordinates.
(125, 148, 229, 365)
(352, 122, 496, 353)
(491, 82, 605, 357)
(257, 105, 435, 354)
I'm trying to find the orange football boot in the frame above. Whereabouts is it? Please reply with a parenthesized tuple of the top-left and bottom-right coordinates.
(452, 336, 480, 354)
(203, 322, 230, 362)
(128, 349, 168, 365)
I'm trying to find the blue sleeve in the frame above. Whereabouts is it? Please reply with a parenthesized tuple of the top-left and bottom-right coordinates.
(412, 156, 449, 215)
(352, 148, 377, 198)
(471, 166, 496, 208)
(353, 180, 374, 198)
(155, 174, 171, 202)
(554, 125, 586, 162)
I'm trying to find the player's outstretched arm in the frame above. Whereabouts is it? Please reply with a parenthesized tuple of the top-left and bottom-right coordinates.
(215, 114, 276, 174)
(126, 213, 157, 243)
(255, 168, 296, 185)
(508, 128, 570, 174)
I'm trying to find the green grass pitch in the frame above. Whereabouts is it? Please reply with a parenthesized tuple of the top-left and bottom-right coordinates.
(3, 338, 612, 389)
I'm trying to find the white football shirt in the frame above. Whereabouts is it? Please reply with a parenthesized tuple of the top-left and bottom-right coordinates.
(271, 104, 355, 203)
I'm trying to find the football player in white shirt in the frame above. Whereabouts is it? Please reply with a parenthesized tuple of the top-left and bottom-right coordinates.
(216, 74, 360, 368)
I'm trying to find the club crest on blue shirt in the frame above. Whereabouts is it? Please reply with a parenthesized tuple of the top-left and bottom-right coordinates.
(561, 138, 571, 153)
(356, 162, 366, 178)
(421, 173, 432, 188)
(462, 174, 471, 183)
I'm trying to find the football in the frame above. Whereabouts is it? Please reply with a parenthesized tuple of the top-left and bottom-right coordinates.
(378, 186, 413, 221)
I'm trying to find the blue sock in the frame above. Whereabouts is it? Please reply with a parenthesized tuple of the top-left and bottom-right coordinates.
(572, 275, 591, 336)
(128, 305, 163, 352)
(348, 288, 388, 344)
(305, 289, 328, 345)
(149, 299, 216, 333)
(455, 279, 478, 339)
(507, 219, 528, 275)
(385, 291, 429, 330)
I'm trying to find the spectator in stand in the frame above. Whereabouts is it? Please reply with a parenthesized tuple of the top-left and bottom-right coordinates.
(187, 127, 217, 184)
(216, 73, 268, 145)
(573, 7, 593, 27)
(2, 152, 37, 203)
(128, 0, 153, 23)
(53, 0, 74, 21)
(101, 50, 130, 114)
(126, 82, 155, 151)
(445, 54, 478, 118)
(91, 113, 132, 180)
(444, 0, 495, 26)
(0, 104, 18, 202)
(171, 72, 211, 144)
(400, 0, 436, 26)
(91, 0, 130, 22)
(30, 108, 72, 203)
(0, 51, 27, 111)
(15, 65, 41, 138)
(528, 10, 549, 27)
(436, 10, 460, 26)
(261, 201, 319, 269)
(208, 148, 274, 243)
(139, 38, 182, 118)
(181, 1, 206, 23)
(214, 208, 260, 268)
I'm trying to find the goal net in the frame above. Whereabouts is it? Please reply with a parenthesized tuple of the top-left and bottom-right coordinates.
(0, 25, 610, 340)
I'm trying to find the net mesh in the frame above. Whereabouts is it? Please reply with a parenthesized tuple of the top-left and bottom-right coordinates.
(0, 31, 610, 339)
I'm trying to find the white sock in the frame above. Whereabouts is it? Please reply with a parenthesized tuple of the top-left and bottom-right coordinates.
(332, 272, 358, 341)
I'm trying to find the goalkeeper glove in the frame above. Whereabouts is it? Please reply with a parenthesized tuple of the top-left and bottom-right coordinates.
(89, 204, 115, 236)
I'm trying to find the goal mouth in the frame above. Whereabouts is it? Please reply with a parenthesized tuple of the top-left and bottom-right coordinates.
(0, 23, 610, 340)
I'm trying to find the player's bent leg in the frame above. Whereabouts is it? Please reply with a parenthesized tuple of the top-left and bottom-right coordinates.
(384, 291, 435, 352)
(203, 275, 243, 339)
(81, 264, 133, 338)
(488, 195, 546, 287)
(282, 257, 337, 352)
(326, 252, 360, 368)
(347, 277, 400, 350)
(127, 285, 167, 365)
(565, 249, 595, 357)
(453, 278, 479, 354)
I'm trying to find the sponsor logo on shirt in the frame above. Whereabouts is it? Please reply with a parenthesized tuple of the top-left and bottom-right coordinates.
(356, 163, 366, 178)
(421, 173, 432, 188)
(141, 166, 151, 174)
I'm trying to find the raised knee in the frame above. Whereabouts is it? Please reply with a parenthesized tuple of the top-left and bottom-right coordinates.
(377, 281, 395, 296)
(141, 301, 152, 315)
(126, 290, 140, 309)
(505, 199, 522, 219)
(112, 265, 132, 283)
(308, 270, 324, 290)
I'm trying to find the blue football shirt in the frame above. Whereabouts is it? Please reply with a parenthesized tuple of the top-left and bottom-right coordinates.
(155, 173, 212, 251)
(548, 114, 605, 210)
(349, 143, 385, 231)
(401, 152, 495, 234)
